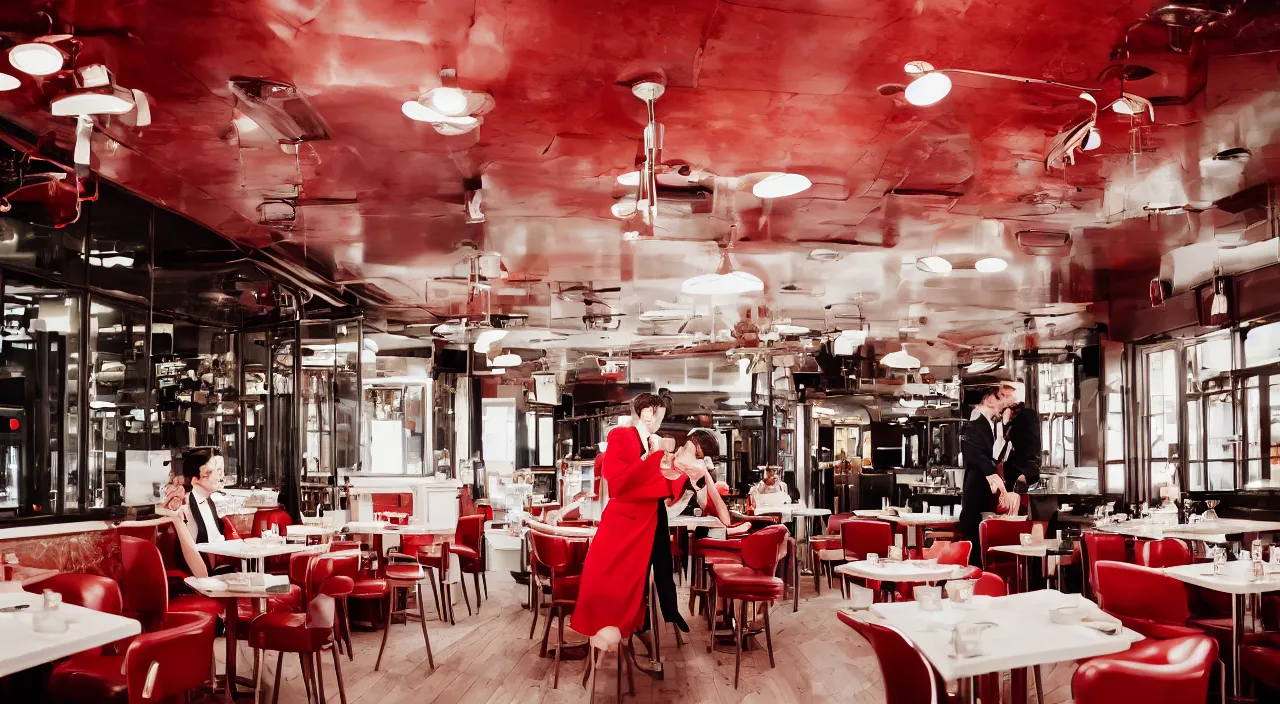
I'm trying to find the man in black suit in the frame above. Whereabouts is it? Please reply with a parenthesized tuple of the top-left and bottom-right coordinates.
(959, 383, 1019, 567)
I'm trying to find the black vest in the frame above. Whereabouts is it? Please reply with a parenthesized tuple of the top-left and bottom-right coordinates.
(187, 491, 226, 544)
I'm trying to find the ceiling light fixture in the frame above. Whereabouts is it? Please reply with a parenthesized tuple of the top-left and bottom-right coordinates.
(616, 171, 640, 187)
(473, 328, 508, 353)
(428, 86, 469, 116)
(1109, 93, 1154, 120)
(9, 41, 64, 76)
(401, 68, 492, 135)
(1083, 128, 1102, 151)
(48, 65, 151, 166)
(774, 323, 810, 336)
(681, 250, 763, 296)
(880, 349, 921, 369)
(975, 257, 1008, 273)
(898, 397, 924, 409)
(752, 173, 812, 199)
(610, 198, 642, 219)
(0, 73, 19, 91)
(902, 60, 1101, 108)
(916, 255, 953, 274)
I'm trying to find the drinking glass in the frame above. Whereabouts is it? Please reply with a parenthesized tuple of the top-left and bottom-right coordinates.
(946, 579, 975, 605)
(915, 585, 943, 611)
(865, 553, 880, 566)
(952, 622, 987, 657)
(1204, 500, 1220, 521)
(1019, 534, 1034, 547)
(1213, 547, 1227, 576)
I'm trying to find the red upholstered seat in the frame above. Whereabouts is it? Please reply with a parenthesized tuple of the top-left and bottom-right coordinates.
(49, 611, 216, 704)
(839, 611, 950, 704)
(711, 564, 787, 600)
(450, 545, 480, 561)
(350, 577, 388, 598)
(1241, 633, 1280, 691)
(385, 563, 427, 581)
(711, 524, 790, 688)
(980, 518, 1047, 589)
(1072, 635, 1217, 704)
(529, 530, 590, 689)
(1138, 538, 1191, 568)
(119, 535, 225, 631)
(973, 571, 1008, 597)
(1095, 561, 1203, 640)
(247, 612, 332, 653)
(840, 520, 893, 561)
(168, 593, 225, 619)
(1082, 531, 1129, 597)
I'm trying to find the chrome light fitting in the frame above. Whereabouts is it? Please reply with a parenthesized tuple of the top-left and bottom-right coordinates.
(616, 75, 667, 233)
(401, 68, 493, 135)
(902, 61, 1102, 107)
(9, 37, 68, 76)
(49, 65, 151, 166)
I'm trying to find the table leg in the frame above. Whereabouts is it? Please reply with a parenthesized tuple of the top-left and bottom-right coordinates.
(1231, 592, 1243, 698)
(633, 571, 665, 679)
(225, 603, 239, 701)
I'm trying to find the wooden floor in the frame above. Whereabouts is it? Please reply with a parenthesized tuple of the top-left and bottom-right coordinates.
(216, 574, 1079, 704)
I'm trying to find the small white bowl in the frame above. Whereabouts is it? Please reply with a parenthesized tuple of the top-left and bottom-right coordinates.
(1049, 606, 1086, 625)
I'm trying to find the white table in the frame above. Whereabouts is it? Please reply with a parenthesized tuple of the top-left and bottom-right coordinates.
(880, 513, 958, 555)
(754, 506, 833, 577)
(668, 515, 726, 529)
(1163, 561, 1280, 698)
(836, 559, 969, 585)
(853, 509, 891, 518)
(196, 538, 322, 573)
(344, 521, 457, 536)
(988, 543, 1072, 592)
(285, 524, 337, 542)
(0, 590, 142, 678)
(868, 589, 1141, 684)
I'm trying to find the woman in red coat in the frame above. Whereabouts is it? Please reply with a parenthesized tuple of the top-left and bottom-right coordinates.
(572, 394, 700, 649)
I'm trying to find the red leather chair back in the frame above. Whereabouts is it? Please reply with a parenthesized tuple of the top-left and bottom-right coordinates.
(839, 611, 946, 704)
(123, 611, 216, 704)
(935, 541, 972, 566)
(26, 573, 123, 614)
(1083, 532, 1129, 594)
(978, 518, 1042, 556)
(1095, 561, 1190, 626)
(741, 524, 790, 574)
(841, 520, 894, 561)
(973, 571, 1008, 597)
(117, 524, 158, 543)
(1072, 635, 1217, 704)
(329, 539, 360, 552)
(252, 507, 293, 537)
(1139, 538, 1191, 568)
(530, 531, 575, 573)
(456, 514, 485, 552)
(825, 512, 854, 535)
(120, 535, 170, 631)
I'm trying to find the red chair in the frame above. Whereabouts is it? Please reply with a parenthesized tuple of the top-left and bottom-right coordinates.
(1138, 538, 1191, 568)
(837, 520, 894, 599)
(979, 518, 1046, 590)
(529, 531, 589, 689)
(688, 535, 743, 625)
(1082, 531, 1129, 598)
(838, 611, 950, 704)
(327, 541, 361, 660)
(251, 507, 294, 574)
(454, 514, 488, 612)
(1094, 561, 1202, 640)
(248, 554, 355, 704)
(372, 547, 436, 671)
(710, 524, 790, 688)
(118, 535, 225, 631)
(973, 571, 1008, 597)
(26, 574, 125, 655)
(891, 541, 975, 601)
(1072, 634, 1217, 704)
(1241, 633, 1280, 693)
(809, 512, 852, 593)
(48, 611, 216, 704)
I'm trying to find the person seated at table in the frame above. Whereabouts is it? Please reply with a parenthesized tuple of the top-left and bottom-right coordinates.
(174, 448, 234, 575)
(747, 466, 789, 511)
(153, 461, 210, 579)
(665, 430, 747, 538)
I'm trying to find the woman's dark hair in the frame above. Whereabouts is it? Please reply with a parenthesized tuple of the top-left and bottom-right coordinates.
(180, 447, 218, 488)
(630, 392, 666, 417)
(686, 429, 720, 460)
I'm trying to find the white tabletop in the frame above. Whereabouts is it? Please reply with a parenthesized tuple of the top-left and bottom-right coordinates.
(753, 506, 833, 518)
(988, 543, 1069, 558)
(881, 513, 959, 527)
(869, 589, 1142, 680)
(184, 573, 293, 598)
(1095, 520, 1232, 544)
(835, 559, 969, 583)
(1162, 561, 1280, 595)
(344, 521, 456, 536)
(0, 590, 142, 678)
(668, 515, 726, 529)
(196, 538, 323, 560)
(853, 509, 891, 518)
(285, 525, 336, 537)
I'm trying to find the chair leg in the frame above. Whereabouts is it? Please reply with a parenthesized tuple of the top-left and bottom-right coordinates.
(481, 571, 489, 599)
(416, 583, 435, 670)
(299, 652, 313, 703)
(271, 652, 283, 704)
(539, 600, 555, 658)
(341, 598, 353, 662)
(331, 646, 348, 704)
(615, 640, 623, 702)
(252, 648, 263, 704)
(1033, 665, 1044, 704)
(762, 602, 776, 668)
(581, 645, 594, 690)
(313, 652, 326, 704)
(427, 569, 443, 622)
(473, 573, 483, 612)
(587, 647, 600, 704)
(552, 609, 564, 689)
(528, 584, 540, 639)
(624, 642, 635, 695)
(375, 589, 395, 671)
(734, 599, 745, 689)
(460, 575, 473, 616)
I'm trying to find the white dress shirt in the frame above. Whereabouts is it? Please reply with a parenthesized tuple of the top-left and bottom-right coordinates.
(190, 485, 226, 544)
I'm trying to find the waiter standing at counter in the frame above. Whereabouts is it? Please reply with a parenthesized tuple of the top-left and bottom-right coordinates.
(959, 382, 1020, 567)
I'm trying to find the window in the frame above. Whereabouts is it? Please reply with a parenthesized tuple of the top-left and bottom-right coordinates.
(1184, 335, 1236, 491)
(1036, 362, 1076, 470)
(1144, 348, 1179, 496)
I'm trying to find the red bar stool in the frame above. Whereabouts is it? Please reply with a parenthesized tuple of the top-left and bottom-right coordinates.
(1072, 634, 1217, 704)
(49, 611, 217, 704)
(709, 524, 789, 688)
(808, 512, 852, 594)
(248, 554, 354, 704)
(529, 531, 588, 688)
(373, 547, 436, 671)
(688, 535, 743, 625)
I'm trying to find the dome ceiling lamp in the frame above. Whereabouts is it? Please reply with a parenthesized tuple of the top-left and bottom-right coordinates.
(681, 236, 764, 296)
(880, 348, 922, 370)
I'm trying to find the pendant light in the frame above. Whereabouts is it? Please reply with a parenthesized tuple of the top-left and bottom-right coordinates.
(880, 349, 921, 369)
(681, 249, 763, 296)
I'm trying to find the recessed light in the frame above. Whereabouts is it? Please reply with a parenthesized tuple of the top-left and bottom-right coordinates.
(9, 43, 63, 76)
(974, 257, 1008, 273)
(752, 173, 811, 199)
(916, 256, 952, 274)
(617, 171, 640, 187)
(904, 72, 951, 106)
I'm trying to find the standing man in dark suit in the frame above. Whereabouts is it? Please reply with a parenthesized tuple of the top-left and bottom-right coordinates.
(959, 384, 1019, 567)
